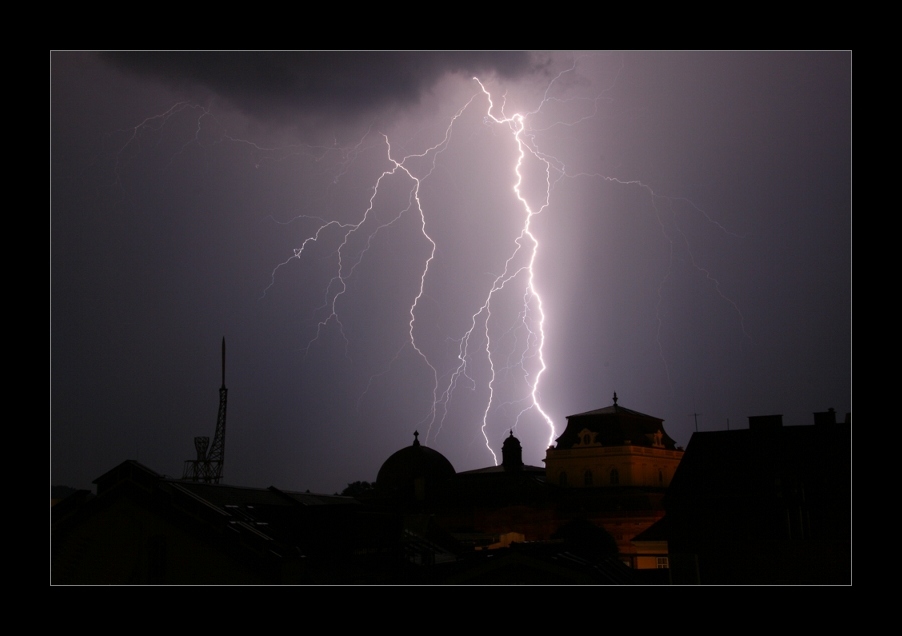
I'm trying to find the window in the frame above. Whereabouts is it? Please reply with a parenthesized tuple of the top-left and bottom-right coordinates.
(656, 556, 669, 569)
(610, 468, 619, 485)
(584, 470, 593, 486)
(559, 471, 568, 487)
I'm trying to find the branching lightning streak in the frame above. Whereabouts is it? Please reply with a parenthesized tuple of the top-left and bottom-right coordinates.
(267, 79, 562, 465)
(645, 195, 750, 393)
(101, 54, 749, 470)
(425, 78, 561, 463)
(271, 95, 479, 417)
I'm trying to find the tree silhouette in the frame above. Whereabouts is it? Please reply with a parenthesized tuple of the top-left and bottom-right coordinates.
(340, 481, 375, 499)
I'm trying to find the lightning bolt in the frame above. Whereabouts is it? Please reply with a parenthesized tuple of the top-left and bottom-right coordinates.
(96, 53, 749, 470)
(268, 56, 749, 466)
(427, 78, 559, 463)
(263, 76, 567, 465)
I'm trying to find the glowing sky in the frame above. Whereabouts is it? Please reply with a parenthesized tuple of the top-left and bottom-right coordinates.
(51, 52, 851, 494)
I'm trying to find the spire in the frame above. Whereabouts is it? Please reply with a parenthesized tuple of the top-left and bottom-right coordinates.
(613, 391, 618, 406)
(413, 430, 420, 447)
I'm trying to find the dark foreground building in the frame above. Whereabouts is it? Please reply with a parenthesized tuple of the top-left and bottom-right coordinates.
(664, 410, 851, 584)
(54, 401, 848, 584)
(51, 396, 678, 584)
(51, 461, 421, 584)
(52, 455, 636, 584)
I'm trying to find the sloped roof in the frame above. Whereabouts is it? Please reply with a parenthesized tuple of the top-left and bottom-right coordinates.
(53, 460, 411, 583)
(555, 398, 677, 450)
(567, 404, 661, 420)
(456, 464, 545, 475)
(171, 481, 356, 508)
(664, 424, 851, 508)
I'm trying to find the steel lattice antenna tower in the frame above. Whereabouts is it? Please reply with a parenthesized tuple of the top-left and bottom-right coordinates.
(182, 338, 227, 483)
(207, 337, 227, 484)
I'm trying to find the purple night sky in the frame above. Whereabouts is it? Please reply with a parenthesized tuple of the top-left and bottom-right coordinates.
(51, 51, 851, 494)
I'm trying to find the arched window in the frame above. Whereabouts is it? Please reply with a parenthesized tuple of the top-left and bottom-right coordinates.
(584, 470, 593, 486)
(610, 468, 619, 485)
(659, 469, 664, 485)
(559, 471, 568, 487)
(583, 433, 591, 446)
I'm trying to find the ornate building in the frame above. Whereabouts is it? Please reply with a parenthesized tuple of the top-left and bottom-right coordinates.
(543, 393, 684, 558)
(544, 393, 683, 490)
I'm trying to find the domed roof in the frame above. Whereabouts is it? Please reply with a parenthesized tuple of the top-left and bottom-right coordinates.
(501, 430, 523, 470)
(502, 430, 522, 450)
(376, 431, 455, 503)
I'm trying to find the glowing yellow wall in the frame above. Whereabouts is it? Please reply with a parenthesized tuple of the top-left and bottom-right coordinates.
(544, 444, 683, 489)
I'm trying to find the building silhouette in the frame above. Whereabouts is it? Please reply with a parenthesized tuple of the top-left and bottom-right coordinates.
(663, 410, 851, 584)
(51, 452, 638, 584)
(365, 397, 681, 572)
(51, 391, 850, 584)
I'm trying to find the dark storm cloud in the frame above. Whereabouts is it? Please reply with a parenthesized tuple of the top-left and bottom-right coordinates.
(101, 51, 540, 128)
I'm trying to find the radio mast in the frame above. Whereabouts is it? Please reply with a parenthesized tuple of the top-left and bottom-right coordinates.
(182, 338, 227, 483)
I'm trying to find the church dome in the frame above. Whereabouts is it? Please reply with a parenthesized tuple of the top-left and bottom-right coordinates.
(376, 431, 455, 503)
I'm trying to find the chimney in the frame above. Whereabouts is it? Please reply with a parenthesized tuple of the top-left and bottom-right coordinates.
(813, 408, 837, 426)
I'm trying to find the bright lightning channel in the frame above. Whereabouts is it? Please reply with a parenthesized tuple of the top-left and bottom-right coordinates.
(104, 54, 749, 469)
(427, 79, 557, 464)
(269, 77, 564, 465)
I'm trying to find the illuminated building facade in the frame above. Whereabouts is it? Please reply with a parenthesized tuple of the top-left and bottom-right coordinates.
(544, 393, 683, 490)
(543, 393, 684, 556)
